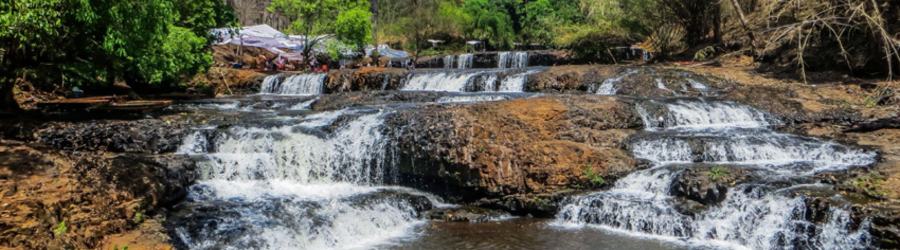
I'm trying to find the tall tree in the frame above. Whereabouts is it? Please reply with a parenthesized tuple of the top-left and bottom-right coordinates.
(463, 0, 515, 49)
(268, 0, 372, 65)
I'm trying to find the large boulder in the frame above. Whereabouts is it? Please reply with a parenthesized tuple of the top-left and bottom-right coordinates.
(385, 96, 643, 204)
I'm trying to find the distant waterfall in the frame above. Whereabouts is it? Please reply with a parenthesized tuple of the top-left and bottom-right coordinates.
(260, 73, 327, 95)
(444, 54, 474, 69)
(401, 68, 543, 92)
(498, 52, 528, 69)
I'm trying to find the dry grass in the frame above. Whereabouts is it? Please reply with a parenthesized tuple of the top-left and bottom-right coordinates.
(757, 0, 899, 81)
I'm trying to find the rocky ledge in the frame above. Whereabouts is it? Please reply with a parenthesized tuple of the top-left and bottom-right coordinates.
(384, 95, 643, 216)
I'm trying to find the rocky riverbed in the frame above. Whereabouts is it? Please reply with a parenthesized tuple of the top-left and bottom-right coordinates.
(2, 64, 899, 249)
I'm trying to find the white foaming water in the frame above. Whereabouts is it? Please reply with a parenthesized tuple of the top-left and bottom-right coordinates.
(260, 73, 326, 95)
(289, 97, 319, 110)
(402, 71, 480, 92)
(556, 98, 877, 249)
(436, 94, 511, 103)
(458, 54, 474, 69)
(638, 99, 781, 129)
(444, 54, 474, 69)
(443, 55, 455, 69)
(596, 69, 637, 95)
(498, 70, 539, 92)
(498, 52, 528, 69)
(175, 111, 433, 250)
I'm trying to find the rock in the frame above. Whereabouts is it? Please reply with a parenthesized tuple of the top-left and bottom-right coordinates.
(0, 142, 197, 249)
(37, 118, 188, 154)
(385, 96, 642, 206)
(670, 166, 746, 205)
(427, 206, 511, 222)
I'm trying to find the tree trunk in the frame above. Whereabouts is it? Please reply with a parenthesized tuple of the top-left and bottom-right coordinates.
(729, 0, 757, 54)
(713, 1, 723, 45)
(0, 77, 22, 114)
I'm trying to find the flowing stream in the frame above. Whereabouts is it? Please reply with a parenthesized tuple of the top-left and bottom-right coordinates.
(261, 73, 327, 95)
(171, 68, 879, 250)
(555, 97, 876, 250)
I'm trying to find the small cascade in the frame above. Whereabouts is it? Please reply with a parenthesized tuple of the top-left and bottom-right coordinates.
(556, 98, 877, 249)
(260, 73, 327, 95)
(443, 55, 456, 69)
(498, 51, 528, 69)
(498, 70, 539, 92)
(402, 71, 482, 92)
(401, 69, 541, 92)
(595, 70, 637, 95)
(437, 94, 511, 103)
(637, 99, 781, 129)
(174, 111, 436, 249)
(443, 54, 474, 69)
(458, 54, 474, 69)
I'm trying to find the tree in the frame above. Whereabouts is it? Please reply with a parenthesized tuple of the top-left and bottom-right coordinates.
(334, 5, 374, 51)
(463, 0, 515, 49)
(268, 0, 372, 65)
(378, 0, 466, 60)
(1, 0, 236, 113)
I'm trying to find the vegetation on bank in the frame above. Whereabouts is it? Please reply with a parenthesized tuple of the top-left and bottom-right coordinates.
(1, 0, 898, 113)
(0, 0, 238, 112)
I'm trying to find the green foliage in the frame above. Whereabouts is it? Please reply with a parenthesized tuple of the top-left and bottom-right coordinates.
(583, 163, 606, 187)
(269, 0, 372, 61)
(131, 26, 214, 85)
(707, 166, 729, 181)
(53, 222, 67, 236)
(694, 46, 718, 61)
(334, 5, 374, 50)
(114, 246, 130, 250)
(463, 0, 515, 48)
(0, 0, 236, 111)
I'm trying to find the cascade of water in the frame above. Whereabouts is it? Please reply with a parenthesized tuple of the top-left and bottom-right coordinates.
(174, 111, 434, 249)
(556, 98, 877, 249)
(498, 70, 539, 92)
(260, 73, 326, 95)
(498, 52, 528, 69)
(637, 99, 781, 129)
(498, 52, 510, 69)
(401, 71, 481, 92)
(596, 70, 637, 95)
(437, 94, 511, 103)
(458, 54, 474, 69)
(443, 55, 456, 69)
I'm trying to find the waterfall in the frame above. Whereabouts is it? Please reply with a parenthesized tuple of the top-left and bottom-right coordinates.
(443, 55, 455, 69)
(637, 99, 781, 129)
(556, 98, 877, 249)
(595, 69, 637, 95)
(401, 71, 482, 92)
(458, 54, 474, 69)
(498, 52, 528, 69)
(437, 94, 512, 103)
(174, 111, 435, 249)
(443, 54, 473, 69)
(260, 73, 327, 95)
(498, 70, 539, 92)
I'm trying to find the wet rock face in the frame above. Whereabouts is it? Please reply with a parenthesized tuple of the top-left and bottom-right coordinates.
(385, 96, 642, 203)
(427, 206, 510, 222)
(721, 85, 866, 125)
(325, 67, 410, 93)
(670, 167, 746, 205)
(524, 65, 731, 95)
(309, 91, 448, 111)
(36, 119, 188, 154)
(0, 142, 197, 250)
